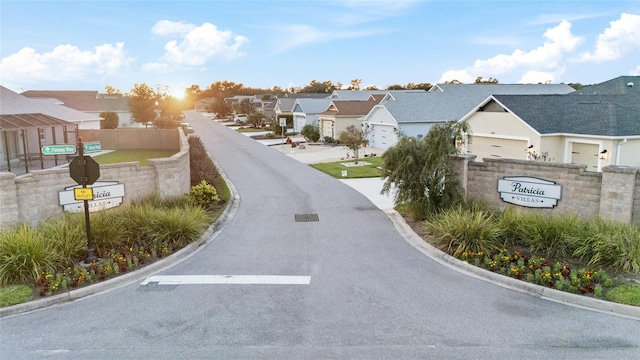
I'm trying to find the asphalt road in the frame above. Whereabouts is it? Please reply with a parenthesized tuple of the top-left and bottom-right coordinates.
(1, 111, 639, 359)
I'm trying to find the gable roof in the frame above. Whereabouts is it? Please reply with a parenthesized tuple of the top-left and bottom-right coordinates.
(275, 98, 297, 113)
(20, 90, 129, 112)
(292, 98, 333, 114)
(319, 99, 380, 116)
(329, 89, 425, 100)
(378, 84, 575, 124)
(570, 76, 640, 95)
(1, 86, 102, 122)
(490, 94, 640, 137)
(283, 93, 329, 99)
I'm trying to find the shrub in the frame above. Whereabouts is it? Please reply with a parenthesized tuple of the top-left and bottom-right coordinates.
(0, 224, 56, 285)
(90, 208, 129, 253)
(188, 136, 221, 187)
(143, 206, 212, 248)
(39, 213, 86, 268)
(425, 206, 503, 254)
(301, 124, 321, 142)
(517, 213, 583, 259)
(190, 180, 220, 209)
(572, 219, 640, 273)
(99, 111, 119, 129)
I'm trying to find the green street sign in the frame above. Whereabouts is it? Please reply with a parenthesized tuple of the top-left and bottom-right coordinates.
(41, 144, 77, 156)
(83, 142, 102, 154)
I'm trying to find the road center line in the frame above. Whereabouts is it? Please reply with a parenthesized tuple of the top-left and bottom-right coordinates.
(140, 275, 311, 286)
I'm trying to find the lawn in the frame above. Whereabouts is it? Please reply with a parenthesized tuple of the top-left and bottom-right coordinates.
(310, 156, 383, 178)
(93, 149, 177, 166)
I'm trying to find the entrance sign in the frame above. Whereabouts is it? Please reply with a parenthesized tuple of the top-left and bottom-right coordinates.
(59, 182, 125, 213)
(41, 144, 77, 156)
(498, 176, 562, 208)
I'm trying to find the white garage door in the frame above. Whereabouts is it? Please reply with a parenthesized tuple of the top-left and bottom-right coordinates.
(320, 119, 334, 139)
(467, 136, 528, 161)
(369, 125, 397, 150)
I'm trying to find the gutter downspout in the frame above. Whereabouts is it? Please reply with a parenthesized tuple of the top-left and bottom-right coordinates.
(616, 138, 628, 165)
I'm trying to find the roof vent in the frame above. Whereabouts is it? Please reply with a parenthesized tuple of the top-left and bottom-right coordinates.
(627, 82, 634, 88)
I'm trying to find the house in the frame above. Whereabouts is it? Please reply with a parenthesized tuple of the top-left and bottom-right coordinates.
(21, 90, 132, 128)
(291, 98, 333, 133)
(195, 97, 216, 112)
(460, 78, 640, 171)
(1, 86, 102, 172)
(328, 89, 423, 100)
(362, 84, 575, 150)
(318, 96, 383, 140)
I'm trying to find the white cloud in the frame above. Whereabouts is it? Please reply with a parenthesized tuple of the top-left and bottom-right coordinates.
(152, 22, 248, 66)
(141, 62, 169, 72)
(152, 20, 196, 36)
(274, 24, 380, 53)
(576, 13, 640, 63)
(519, 70, 557, 84)
(0, 42, 132, 84)
(439, 21, 582, 83)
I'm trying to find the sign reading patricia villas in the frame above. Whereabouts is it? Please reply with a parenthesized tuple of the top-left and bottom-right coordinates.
(59, 181, 125, 213)
(497, 176, 562, 208)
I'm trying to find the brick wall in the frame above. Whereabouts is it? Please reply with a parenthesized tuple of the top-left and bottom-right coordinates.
(455, 156, 639, 225)
(0, 129, 189, 229)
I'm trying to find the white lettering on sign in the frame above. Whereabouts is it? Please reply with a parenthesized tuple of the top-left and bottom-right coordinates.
(497, 176, 561, 208)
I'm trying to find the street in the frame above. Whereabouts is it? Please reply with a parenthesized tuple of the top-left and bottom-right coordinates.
(1, 111, 639, 360)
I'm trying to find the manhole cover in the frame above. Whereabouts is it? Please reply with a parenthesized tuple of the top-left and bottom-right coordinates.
(295, 213, 319, 222)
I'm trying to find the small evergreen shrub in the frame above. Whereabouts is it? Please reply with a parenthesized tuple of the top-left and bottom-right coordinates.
(190, 180, 220, 209)
(0, 224, 56, 285)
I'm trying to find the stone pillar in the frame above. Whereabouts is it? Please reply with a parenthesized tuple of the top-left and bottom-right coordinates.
(0, 172, 19, 229)
(599, 165, 639, 224)
(452, 154, 476, 199)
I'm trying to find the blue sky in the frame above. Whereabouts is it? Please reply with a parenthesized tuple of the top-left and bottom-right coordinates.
(1, 0, 639, 97)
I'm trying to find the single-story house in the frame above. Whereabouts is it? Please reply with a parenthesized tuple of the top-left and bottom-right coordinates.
(318, 96, 383, 140)
(461, 81, 640, 171)
(291, 98, 333, 133)
(21, 90, 132, 128)
(1, 86, 102, 172)
(363, 84, 575, 150)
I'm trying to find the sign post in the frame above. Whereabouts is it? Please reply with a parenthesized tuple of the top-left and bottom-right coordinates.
(279, 117, 286, 150)
(70, 137, 100, 263)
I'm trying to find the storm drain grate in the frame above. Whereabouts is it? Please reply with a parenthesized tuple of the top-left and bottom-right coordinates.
(295, 213, 319, 222)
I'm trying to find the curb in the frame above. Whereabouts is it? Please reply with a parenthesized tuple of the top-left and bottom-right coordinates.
(385, 209, 640, 320)
(0, 165, 240, 319)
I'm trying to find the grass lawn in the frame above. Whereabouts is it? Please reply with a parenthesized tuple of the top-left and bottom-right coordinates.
(310, 156, 383, 178)
(237, 128, 267, 133)
(93, 149, 177, 166)
(0, 285, 33, 307)
(606, 284, 640, 306)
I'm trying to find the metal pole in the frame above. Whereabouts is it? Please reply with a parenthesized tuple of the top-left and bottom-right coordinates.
(78, 137, 97, 263)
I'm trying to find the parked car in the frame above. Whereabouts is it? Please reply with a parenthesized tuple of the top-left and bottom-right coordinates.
(234, 114, 248, 123)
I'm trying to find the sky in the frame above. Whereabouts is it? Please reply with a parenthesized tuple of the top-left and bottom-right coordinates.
(1, 0, 639, 98)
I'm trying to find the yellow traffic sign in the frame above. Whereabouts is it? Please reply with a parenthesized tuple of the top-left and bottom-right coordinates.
(74, 188, 94, 201)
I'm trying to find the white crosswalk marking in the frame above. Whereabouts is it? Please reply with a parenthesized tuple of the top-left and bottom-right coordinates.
(140, 275, 311, 286)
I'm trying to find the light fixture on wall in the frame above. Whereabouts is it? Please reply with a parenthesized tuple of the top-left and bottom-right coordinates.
(526, 145, 535, 154)
(599, 149, 608, 160)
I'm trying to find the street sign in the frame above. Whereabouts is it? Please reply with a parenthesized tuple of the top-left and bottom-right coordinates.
(69, 156, 101, 185)
(83, 142, 102, 154)
(41, 144, 77, 156)
(279, 117, 286, 127)
(74, 188, 94, 201)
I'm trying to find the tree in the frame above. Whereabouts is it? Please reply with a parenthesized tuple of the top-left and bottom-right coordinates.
(474, 76, 499, 84)
(248, 111, 266, 128)
(348, 79, 362, 90)
(127, 83, 157, 127)
(567, 82, 585, 90)
(337, 126, 368, 164)
(235, 98, 255, 115)
(407, 82, 433, 90)
(104, 85, 121, 95)
(363, 84, 379, 90)
(299, 80, 339, 93)
(301, 124, 320, 142)
(386, 84, 405, 90)
(380, 120, 471, 220)
(209, 95, 231, 117)
(99, 111, 119, 129)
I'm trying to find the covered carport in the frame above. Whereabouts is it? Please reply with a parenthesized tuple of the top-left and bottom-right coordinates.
(0, 113, 78, 174)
